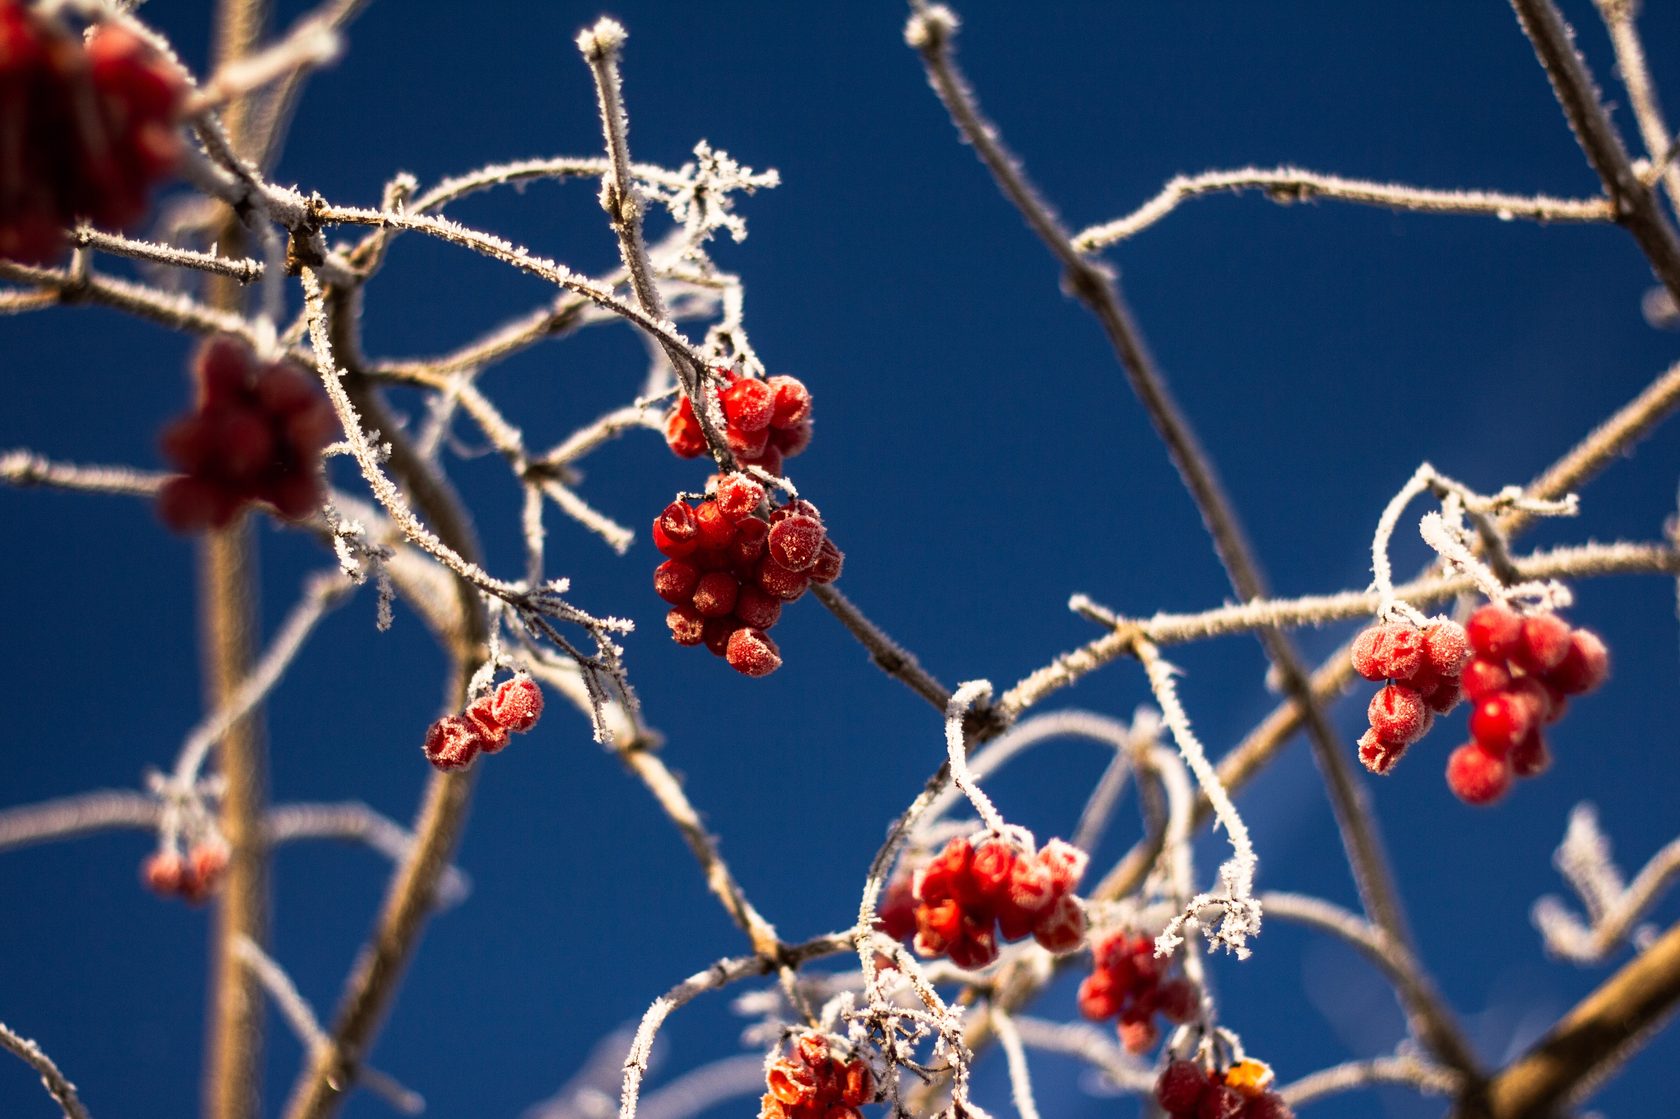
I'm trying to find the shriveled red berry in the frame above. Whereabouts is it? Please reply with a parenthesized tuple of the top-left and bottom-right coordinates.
(1517, 614, 1573, 674)
(1422, 676, 1463, 714)
(1467, 604, 1523, 659)
(654, 559, 701, 605)
(714, 473, 766, 521)
(1117, 1018, 1158, 1054)
(1422, 620, 1472, 676)
(692, 571, 741, 618)
(722, 378, 775, 432)
(1077, 971, 1119, 1020)
(1447, 743, 1512, 805)
(1357, 728, 1405, 776)
(1549, 629, 1609, 694)
(491, 675, 543, 733)
(465, 694, 511, 752)
(768, 514, 826, 573)
(653, 502, 700, 558)
(767, 375, 812, 427)
(1155, 1060, 1208, 1114)
(808, 539, 844, 584)
(1368, 684, 1428, 745)
(726, 627, 782, 676)
(1350, 622, 1424, 681)
(946, 924, 1001, 970)
(1038, 838, 1088, 894)
(969, 839, 1017, 901)
(1032, 893, 1088, 953)
(666, 605, 706, 646)
(1469, 690, 1532, 757)
(1196, 1084, 1247, 1119)
(422, 715, 481, 770)
(876, 876, 918, 940)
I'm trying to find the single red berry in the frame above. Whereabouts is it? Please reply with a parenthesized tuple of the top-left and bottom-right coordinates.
(1032, 893, 1088, 953)
(1548, 628, 1609, 694)
(1469, 690, 1532, 757)
(722, 378, 775, 432)
(1517, 613, 1573, 674)
(1117, 1018, 1158, 1054)
(969, 839, 1017, 901)
(839, 1060, 873, 1108)
(1422, 620, 1472, 676)
(701, 617, 739, 657)
(1156, 1061, 1209, 1114)
(1156, 977, 1198, 1022)
(946, 924, 1001, 970)
(189, 841, 229, 889)
(663, 398, 707, 458)
(654, 558, 702, 605)
(422, 715, 481, 770)
(694, 500, 739, 550)
(1509, 729, 1552, 778)
(1446, 743, 1512, 805)
(1467, 604, 1524, 659)
(465, 694, 511, 753)
(491, 675, 544, 732)
(666, 605, 706, 646)
(770, 421, 813, 457)
(757, 556, 810, 602)
(714, 473, 766, 521)
(740, 444, 784, 477)
(726, 422, 770, 459)
(1357, 728, 1405, 776)
(767, 375, 812, 427)
(734, 584, 783, 629)
(692, 571, 742, 618)
(1077, 970, 1119, 1020)
(653, 502, 700, 558)
(1350, 622, 1424, 681)
(1005, 853, 1056, 916)
(1368, 683, 1428, 745)
(728, 517, 770, 569)
(1422, 676, 1463, 714)
(808, 538, 844, 584)
(1461, 655, 1512, 699)
(876, 876, 919, 940)
(142, 850, 186, 896)
(1196, 1084, 1247, 1119)
(768, 514, 826, 572)
(1038, 838, 1089, 895)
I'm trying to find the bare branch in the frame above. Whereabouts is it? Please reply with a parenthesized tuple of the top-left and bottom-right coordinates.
(0, 1021, 90, 1119)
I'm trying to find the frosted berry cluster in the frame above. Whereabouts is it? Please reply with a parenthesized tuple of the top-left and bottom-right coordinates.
(654, 477, 842, 678)
(1155, 1059, 1293, 1119)
(1351, 619, 1470, 775)
(421, 675, 544, 771)
(142, 840, 229, 904)
(876, 836, 1088, 969)
(663, 370, 812, 476)
(1077, 930, 1198, 1053)
(1444, 604, 1609, 805)
(0, 2, 185, 263)
(158, 336, 337, 531)
(759, 1032, 874, 1119)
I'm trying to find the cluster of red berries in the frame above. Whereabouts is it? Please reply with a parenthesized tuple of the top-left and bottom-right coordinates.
(421, 675, 544, 770)
(1077, 930, 1198, 1053)
(1443, 604, 1609, 805)
(1154, 1059, 1293, 1119)
(141, 840, 229, 904)
(0, 2, 185, 264)
(876, 836, 1089, 969)
(663, 370, 812, 476)
(157, 336, 337, 531)
(759, 1033, 874, 1119)
(654, 476, 842, 678)
(1351, 618, 1471, 776)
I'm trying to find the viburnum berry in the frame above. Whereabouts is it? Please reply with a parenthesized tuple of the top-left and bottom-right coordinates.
(692, 570, 741, 617)
(1155, 1060, 1208, 1113)
(0, 4, 187, 264)
(768, 375, 811, 427)
(725, 627, 781, 677)
(653, 559, 701, 605)
(421, 676, 543, 770)
(759, 1032, 873, 1119)
(464, 695, 510, 753)
(1466, 603, 1524, 660)
(714, 472, 766, 521)
(1080, 929, 1196, 1052)
(1153, 1059, 1291, 1119)
(157, 336, 336, 531)
(422, 715, 481, 771)
(1367, 683, 1429, 745)
(1351, 619, 1465, 774)
(667, 605, 706, 646)
(661, 370, 815, 474)
(1350, 622, 1426, 681)
(1446, 742, 1511, 805)
(768, 514, 826, 572)
(490, 675, 543, 733)
(143, 840, 230, 904)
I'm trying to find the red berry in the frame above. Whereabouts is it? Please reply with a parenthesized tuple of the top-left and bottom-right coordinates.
(741, 444, 784, 477)
(1422, 676, 1463, 714)
(725, 627, 782, 677)
(757, 556, 810, 602)
(1196, 1084, 1246, 1119)
(1117, 1018, 1158, 1054)
(1005, 854, 1055, 916)
(692, 571, 741, 617)
(728, 517, 770, 569)
(1469, 690, 1532, 756)
(770, 421, 813, 457)
(694, 500, 738, 550)
(142, 850, 186, 896)
(1156, 977, 1198, 1023)
(1461, 655, 1512, 699)
(663, 398, 707, 458)
(1077, 971, 1119, 1020)
(666, 605, 706, 646)
(653, 502, 700, 558)
(1446, 743, 1512, 805)
(654, 558, 701, 605)
(768, 514, 826, 573)
(1517, 614, 1573, 674)
(969, 839, 1018, 901)
(1509, 730, 1552, 778)
(1467, 604, 1523, 659)
(189, 841, 229, 890)
(1422, 620, 1472, 676)
(733, 584, 783, 629)
(1357, 728, 1404, 775)
(422, 715, 481, 770)
(1548, 629, 1609, 694)
(1368, 684, 1428, 745)
(1350, 623, 1424, 681)
(1155, 1060, 1208, 1114)
(767, 375, 812, 427)
(1245, 1095, 1296, 1119)
(876, 876, 918, 940)
(1032, 893, 1088, 953)
(491, 675, 544, 733)
(808, 539, 844, 584)
(1038, 839, 1089, 895)
(722, 378, 775, 432)
(701, 617, 738, 657)
(714, 473, 766, 521)
(465, 694, 510, 752)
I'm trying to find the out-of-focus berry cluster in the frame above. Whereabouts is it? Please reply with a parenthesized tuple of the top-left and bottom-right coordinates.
(142, 839, 229, 904)
(759, 1033, 873, 1119)
(422, 675, 544, 771)
(1077, 929, 1198, 1053)
(1154, 1058, 1294, 1119)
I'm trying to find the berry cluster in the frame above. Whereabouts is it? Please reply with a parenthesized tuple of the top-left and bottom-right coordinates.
(1077, 930, 1198, 1053)
(1351, 619, 1470, 775)
(1444, 604, 1609, 805)
(421, 675, 545, 771)
(759, 1033, 874, 1119)
(1155, 1059, 1293, 1119)
(654, 477, 842, 678)
(0, 3, 185, 264)
(876, 836, 1088, 969)
(158, 336, 337, 531)
(141, 840, 229, 904)
(663, 370, 812, 476)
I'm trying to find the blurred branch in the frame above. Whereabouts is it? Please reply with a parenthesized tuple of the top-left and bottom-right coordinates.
(0, 1021, 90, 1119)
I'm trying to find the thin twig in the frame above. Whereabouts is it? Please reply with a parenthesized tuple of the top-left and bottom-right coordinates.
(1279, 1053, 1460, 1108)
(0, 1021, 90, 1119)
(1593, 0, 1680, 219)
(0, 451, 168, 497)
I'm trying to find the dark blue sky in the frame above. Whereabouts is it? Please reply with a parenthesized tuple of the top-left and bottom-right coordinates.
(4, 2, 1680, 1117)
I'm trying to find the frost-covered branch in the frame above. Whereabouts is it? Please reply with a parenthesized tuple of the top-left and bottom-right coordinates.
(1533, 804, 1680, 963)
(0, 1020, 89, 1119)
(1279, 1053, 1460, 1109)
